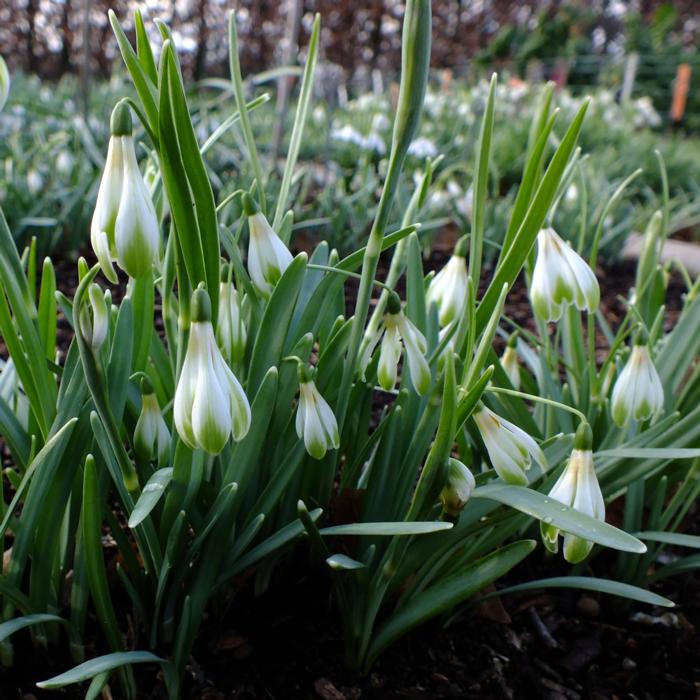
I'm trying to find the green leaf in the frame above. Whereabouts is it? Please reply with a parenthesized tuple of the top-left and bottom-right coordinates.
(163, 44, 220, 319)
(473, 484, 646, 554)
(319, 522, 453, 537)
(273, 14, 321, 231)
(109, 11, 159, 137)
(487, 576, 673, 608)
(366, 540, 535, 668)
(0, 614, 68, 643)
(468, 73, 496, 286)
(247, 253, 307, 394)
(128, 468, 173, 529)
(476, 100, 589, 336)
(597, 448, 700, 460)
(37, 651, 173, 689)
(635, 531, 700, 549)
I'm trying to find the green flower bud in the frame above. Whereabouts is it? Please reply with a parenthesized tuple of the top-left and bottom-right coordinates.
(440, 458, 476, 517)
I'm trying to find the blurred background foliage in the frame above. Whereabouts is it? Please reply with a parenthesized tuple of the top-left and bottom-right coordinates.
(0, 0, 699, 258)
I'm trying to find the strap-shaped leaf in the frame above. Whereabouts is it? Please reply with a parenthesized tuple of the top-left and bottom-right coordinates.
(128, 468, 173, 528)
(320, 522, 453, 537)
(473, 483, 646, 553)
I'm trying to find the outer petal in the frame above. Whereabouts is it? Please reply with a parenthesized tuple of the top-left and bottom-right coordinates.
(212, 345, 251, 441)
(398, 317, 431, 395)
(114, 137, 160, 279)
(192, 346, 232, 455)
(91, 136, 123, 251)
(90, 229, 118, 284)
(378, 325, 401, 391)
(173, 326, 203, 448)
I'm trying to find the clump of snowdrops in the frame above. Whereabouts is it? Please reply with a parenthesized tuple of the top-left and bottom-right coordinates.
(0, 3, 698, 698)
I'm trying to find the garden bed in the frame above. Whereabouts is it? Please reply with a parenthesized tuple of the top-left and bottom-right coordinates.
(0, 256, 695, 699)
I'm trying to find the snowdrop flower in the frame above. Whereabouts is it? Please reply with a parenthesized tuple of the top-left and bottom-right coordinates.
(530, 227, 599, 322)
(26, 169, 43, 195)
(408, 137, 438, 159)
(91, 103, 160, 282)
(295, 365, 340, 460)
(610, 338, 664, 426)
(174, 288, 251, 455)
(78, 283, 110, 351)
(216, 267, 247, 366)
(0, 56, 8, 111)
(426, 238, 468, 327)
(243, 193, 293, 297)
(56, 150, 73, 176)
(541, 423, 604, 563)
(440, 458, 476, 517)
(134, 379, 170, 466)
(501, 335, 520, 389)
(360, 293, 431, 395)
(473, 402, 546, 485)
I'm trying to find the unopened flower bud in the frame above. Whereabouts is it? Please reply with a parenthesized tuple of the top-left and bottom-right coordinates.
(426, 239, 468, 327)
(501, 335, 520, 389)
(610, 337, 664, 426)
(217, 269, 247, 365)
(243, 193, 292, 296)
(295, 366, 340, 460)
(134, 379, 170, 466)
(79, 283, 109, 351)
(440, 458, 476, 517)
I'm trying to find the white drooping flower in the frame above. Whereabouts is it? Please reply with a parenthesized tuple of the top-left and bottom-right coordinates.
(78, 283, 110, 351)
(216, 271, 247, 366)
(541, 423, 604, 563)
(113, 134, 160, 279)
(473, 403, 547, 485)
(530, 227, 600, 322)
(610, 340, 664, 426)
(440, 458, 476, 517)
(91, 103, 160, 283)
(501, 336, 520, 389)
(243, 193, 293, 297)
(295, 366, 340, 460)
(360, 294, 431, 395)
(426, 240, 468, 327)
(0, 55, 9, 112)
(174, 288, 251, 455)
(134, 381, 170, 466)
(26, 169, 43, 195)
(56, 150, 73, 176)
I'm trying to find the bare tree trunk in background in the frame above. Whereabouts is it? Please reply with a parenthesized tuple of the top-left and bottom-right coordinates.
(193, 0, 208, 81)
(80, 0, 91, 118)
(61, 0, 72, 76)
(26, 0, 37, 72)
(271, 0, 303, 162)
